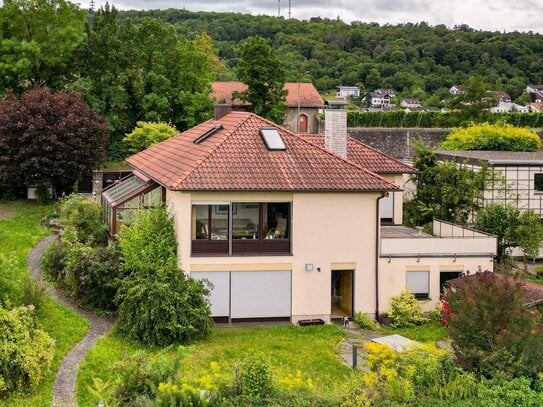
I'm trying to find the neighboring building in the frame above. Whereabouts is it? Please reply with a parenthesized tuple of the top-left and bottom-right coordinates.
(211, 81, 325, 134)
(490, 101, 530, 113)
(529, 102, 543, 113)
(526, 85, 543, 103)
(324, 99, 349, 109)
(495, 90, 512, 103)
(449, 85, 464, 95)
(365, 89, 396, 108)
(102, 110, 496, 323)
(336, 85, 361, 98)
(436, 150, 543, 219)
(400, 98, 422, 109)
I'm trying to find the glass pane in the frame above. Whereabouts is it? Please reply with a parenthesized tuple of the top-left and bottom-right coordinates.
(535, 174, 543, 191)
(211, 205, 228, 240)
(264, 203, 289, 239)
(260, 128, 286, 150)
(232, 203, 259, 240)
(193, 205, 210, 239)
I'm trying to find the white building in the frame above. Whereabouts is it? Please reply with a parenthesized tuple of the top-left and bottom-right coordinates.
(336, 85, 361, 98)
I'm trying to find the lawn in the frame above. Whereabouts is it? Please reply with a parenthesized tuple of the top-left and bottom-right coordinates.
(381, 321, 448, 343)
(0, 201, 89, 407)
(77, 324, 359, 406)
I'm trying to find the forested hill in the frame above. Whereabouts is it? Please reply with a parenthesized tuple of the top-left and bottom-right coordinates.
(119, 9, 543, 101)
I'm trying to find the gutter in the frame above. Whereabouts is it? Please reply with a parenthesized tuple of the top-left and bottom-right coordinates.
(375, 191, 387, 322)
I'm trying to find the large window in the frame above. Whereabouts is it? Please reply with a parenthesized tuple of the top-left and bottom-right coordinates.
(406, 271, 430, 300)
(191, 202, 291, 255)
(535, 173, 543, 192)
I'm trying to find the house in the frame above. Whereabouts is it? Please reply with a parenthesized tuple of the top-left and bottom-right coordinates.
(336, 85, 361, 98)
(211, 81, 325, 134)
(495, 90, 512, 103)
(365, 89, 396, 108)
(529, 103, 543, 113)
(490, 101, 529, 113)
(102, 110, 496, 323)
(526, 85, 543, 103)
(449, 85, 464, 95)
(400, 98, 422, 109)
(436, 150, 543, 220)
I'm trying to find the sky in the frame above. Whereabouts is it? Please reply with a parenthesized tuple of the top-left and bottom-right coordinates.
(2, 0, 542, 33)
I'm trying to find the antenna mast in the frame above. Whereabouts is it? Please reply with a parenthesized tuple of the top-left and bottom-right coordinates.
(278, 0, 280, 17)
(89, 0, 95, 13)
(288, 0, 291, 19)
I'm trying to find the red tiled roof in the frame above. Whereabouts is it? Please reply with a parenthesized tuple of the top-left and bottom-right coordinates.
(300, 135, 416, 174)
(127, 111, 399, 192)
(211, 82, 324, 108)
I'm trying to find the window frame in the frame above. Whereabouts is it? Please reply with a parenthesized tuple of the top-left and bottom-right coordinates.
(534, 173, 543, 193)
(406, 270, 430, 301)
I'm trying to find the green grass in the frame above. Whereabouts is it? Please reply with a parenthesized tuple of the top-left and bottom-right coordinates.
(77, 324, 359, 406)
(381, 321, 448, 343)
(0, 201, 89, 406)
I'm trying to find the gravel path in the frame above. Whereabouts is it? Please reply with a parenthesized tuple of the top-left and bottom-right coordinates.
(28, 235, 115, 407)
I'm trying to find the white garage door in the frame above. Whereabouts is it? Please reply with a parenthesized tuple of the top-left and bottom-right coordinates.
(191, 272, 230, 318)
(231, 271, 291, 319)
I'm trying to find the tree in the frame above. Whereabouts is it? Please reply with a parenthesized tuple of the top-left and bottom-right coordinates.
(448, 75, 498, 120)
(235, 36, 287, 123)
(123, 121, 178, 153)
(0, 0, 86, 93)
(442, 272, 543, 379)
(475, 203, 543, 260)
(0, 87, 108, 196)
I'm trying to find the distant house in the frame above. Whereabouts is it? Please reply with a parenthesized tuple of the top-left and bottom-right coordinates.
(529, 103, 543, 113)
(211, 81, 325, 134)
(400, 98, 422, 109)
(526, 85, 543, 103)
(490, 101, 529, 113)
(365, 89, 396, 108)
(495, 91, 512, 103)
(449, 85, 464, 95)
(336, 85, 360, 98)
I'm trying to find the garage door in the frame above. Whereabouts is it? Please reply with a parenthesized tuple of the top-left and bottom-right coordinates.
(191, 272, 230, 319)
(231, 271, 291, 320)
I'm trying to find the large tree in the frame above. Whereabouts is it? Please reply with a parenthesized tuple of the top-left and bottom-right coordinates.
(448, 75, 498, 119)
(0, 0, 86, 94)
(235, 36, 287, 123)
(0, 87, 108, 196)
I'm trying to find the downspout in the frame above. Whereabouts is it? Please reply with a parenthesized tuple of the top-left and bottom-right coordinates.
(375, 191, 387, 322)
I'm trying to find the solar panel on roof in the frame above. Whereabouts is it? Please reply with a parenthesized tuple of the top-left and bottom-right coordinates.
(260, 128, 286, 150)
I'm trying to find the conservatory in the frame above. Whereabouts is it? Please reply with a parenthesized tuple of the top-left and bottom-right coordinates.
(101, 171, 164, 235)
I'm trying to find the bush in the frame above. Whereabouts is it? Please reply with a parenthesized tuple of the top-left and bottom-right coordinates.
(116, 267, 213, 346)
(42, 239, 67, 281)
(442, 272, 543, 379)
(477, 377, 543, 407)
(63, 243, 124, 311)
(0, 252, 19, 305)
(59, 194, 106, 245)
(233, 355, 273, 399)
(353, 311, 378, 330)
(123, 121, 178, 153)
(21, 277, 47, 312)
(0, 305, 55, 397)
(388, 291, 428, 328)
(118, 208, 177, 274)
(442, 123, 541, 152)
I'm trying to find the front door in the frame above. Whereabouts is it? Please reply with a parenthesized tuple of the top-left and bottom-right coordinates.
(440, 271, 462, 295)
(298, 114, 308, 133)
(331, 270, 354, 319)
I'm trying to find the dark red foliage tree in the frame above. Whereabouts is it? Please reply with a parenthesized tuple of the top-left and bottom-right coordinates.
(442, 271, 543, 379)
(0, 87, 108, 196)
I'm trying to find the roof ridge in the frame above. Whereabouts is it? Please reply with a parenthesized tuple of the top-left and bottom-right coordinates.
(288, 132, 399, 191)
(171, 112, 254, 189)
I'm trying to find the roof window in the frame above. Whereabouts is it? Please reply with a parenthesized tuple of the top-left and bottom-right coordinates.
(260, 127, 286, 150)
(194, 124, 223, 144)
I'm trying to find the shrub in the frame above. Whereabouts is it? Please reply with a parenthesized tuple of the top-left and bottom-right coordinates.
(442, 123, 541, 152)
(118, 208, 177, 274)
(21, 277, 47, 312)
(476, 377, 543, 407)
(353, 311, 378, 330)
(41, 239, 67, 281)
(388, 291, 428, 328)
(116, 267, 213, 346)
(0, 305, 55, 397)
(0, 252, 19, 305)
(442, 272, 543, 379)
(59, 194, 106, 245)
(233, 355, 273, 399)
(123, 121, 178, 153)
(63, 243, 124, 311)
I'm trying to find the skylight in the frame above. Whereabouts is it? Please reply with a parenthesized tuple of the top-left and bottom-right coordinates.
(260, 127, 286, 150)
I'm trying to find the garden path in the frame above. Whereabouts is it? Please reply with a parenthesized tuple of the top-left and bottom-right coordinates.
(28, 235, 115, 407)
(338, 326, 382, 369)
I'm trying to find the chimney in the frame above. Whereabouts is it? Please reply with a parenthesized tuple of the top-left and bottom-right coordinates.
(214, 104, 232, 120)
(324, 109, 347, 159)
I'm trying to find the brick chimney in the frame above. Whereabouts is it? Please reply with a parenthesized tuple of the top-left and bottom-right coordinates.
(324, 109, 347, 159)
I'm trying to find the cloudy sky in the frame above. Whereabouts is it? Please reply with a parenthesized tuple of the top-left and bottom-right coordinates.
(5, 0, 543, 33)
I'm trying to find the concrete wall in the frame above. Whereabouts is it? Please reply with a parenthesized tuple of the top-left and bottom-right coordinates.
(347, 127, 451, 160)
(166, 190, 381, 323)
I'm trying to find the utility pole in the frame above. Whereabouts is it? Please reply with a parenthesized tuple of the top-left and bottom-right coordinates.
(278, 0, 280, 17)
(288, 0, 291, 19)
(89, 0, 95, 13)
